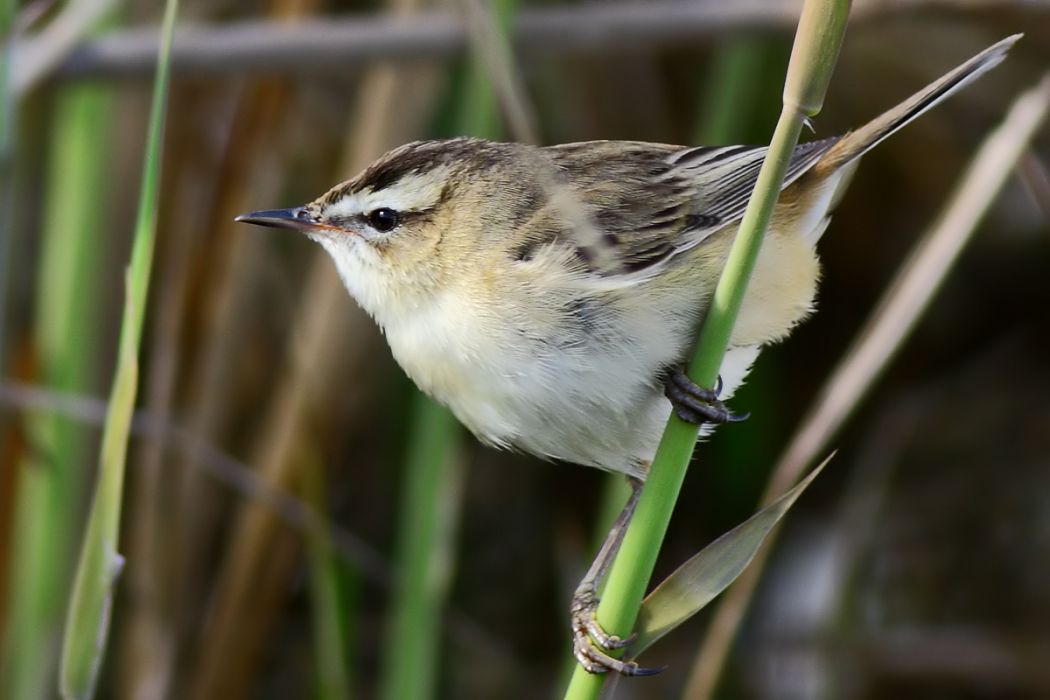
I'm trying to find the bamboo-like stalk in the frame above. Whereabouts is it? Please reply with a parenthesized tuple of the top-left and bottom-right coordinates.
(558, 32, 773, 688)
(683, 70, 1050, 699)
(58, 1, 179, 697)
(563, 1, 849, 696)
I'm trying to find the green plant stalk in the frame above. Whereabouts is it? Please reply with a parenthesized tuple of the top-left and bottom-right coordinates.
(1, 84, 115, 700)
(694, 38, 769, 145)
(379, 397, 464, 700)
(454, 0, 519, 139)
(684, 69, 1050, 700)
(695, 38, 790, 522)
(302, 457, 353, 700)
(560, 36, 772, 686)
(558, 476, 634, 685)
(2, 8, 119, 692)
(59, 1, 179, 697)
(563, 1, 848, 696)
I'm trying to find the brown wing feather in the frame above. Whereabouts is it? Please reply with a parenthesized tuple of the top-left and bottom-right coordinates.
(543, 137, 840, 276)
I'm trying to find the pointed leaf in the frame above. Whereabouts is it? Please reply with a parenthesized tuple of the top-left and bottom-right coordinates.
(631, 455, 831, 655)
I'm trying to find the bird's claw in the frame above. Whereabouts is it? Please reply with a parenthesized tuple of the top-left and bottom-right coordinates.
(663, 368, 749, 425)
(570, 586, 665, 676)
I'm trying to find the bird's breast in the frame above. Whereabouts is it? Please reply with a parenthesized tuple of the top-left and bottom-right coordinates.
(381, 291, 528, 445)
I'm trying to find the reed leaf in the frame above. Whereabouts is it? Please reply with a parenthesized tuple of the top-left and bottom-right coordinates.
(631, 456, 830, 654)
(59, 2, 179, 697)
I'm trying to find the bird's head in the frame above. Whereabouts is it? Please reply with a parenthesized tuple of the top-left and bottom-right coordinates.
(237, 138, 540, 321)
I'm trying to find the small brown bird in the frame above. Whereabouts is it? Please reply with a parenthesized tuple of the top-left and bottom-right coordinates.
(238, 36, 1018, 675)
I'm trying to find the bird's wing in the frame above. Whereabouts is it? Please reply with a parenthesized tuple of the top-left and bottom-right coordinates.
(543, 137, 839, 277)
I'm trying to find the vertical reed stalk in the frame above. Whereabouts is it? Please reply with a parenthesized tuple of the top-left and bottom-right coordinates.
(563, 2, 850, 696)
(302, 454, 353, 700)
(379, 397, 464, 700)
(694, 38, 770, 145)
(59, 1, 178, 696)
(683, 70, 1050, 699)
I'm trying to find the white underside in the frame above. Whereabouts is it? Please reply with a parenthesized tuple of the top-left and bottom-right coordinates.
(319, 196, 821, 481)
(359, 263, 762, 481)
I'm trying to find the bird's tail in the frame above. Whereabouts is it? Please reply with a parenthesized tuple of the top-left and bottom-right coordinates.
(812, 34, 1022, 177)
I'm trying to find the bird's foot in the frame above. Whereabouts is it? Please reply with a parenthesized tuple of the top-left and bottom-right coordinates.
(663, 368, 749, 425)
(570, 585, 664, 676)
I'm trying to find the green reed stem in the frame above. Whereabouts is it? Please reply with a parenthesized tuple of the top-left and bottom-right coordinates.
(303, 456, 353, 700)
(562, 1, 850, 697)
(380, 396, 464, 700)
(59, 2, 179, 697)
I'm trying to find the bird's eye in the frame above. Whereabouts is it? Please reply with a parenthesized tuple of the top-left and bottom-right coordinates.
(367, 208, 400, 233)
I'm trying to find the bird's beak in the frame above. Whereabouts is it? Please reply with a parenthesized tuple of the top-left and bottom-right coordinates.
(234, 207, 330, 233)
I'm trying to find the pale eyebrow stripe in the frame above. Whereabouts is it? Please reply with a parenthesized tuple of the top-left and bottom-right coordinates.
(338, 171, 450, 216)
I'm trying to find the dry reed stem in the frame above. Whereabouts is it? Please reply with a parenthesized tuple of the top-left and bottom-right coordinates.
(170, 82, 294, 629)
(1019, 150, 1050, 226)
(457, 0, 538, 143)
(8, 0, 114, 95)
(118, 93, 208, 700)
(123, 3, 322, 696)
(41, 0, 1048, 79)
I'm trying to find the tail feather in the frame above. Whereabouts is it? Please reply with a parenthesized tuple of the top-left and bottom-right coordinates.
(813, 34, 1022, 176)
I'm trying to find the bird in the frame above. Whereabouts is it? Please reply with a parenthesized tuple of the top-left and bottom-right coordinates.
(237, 35, 1019, 676)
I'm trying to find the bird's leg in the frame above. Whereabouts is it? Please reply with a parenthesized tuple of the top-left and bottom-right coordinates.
(570, 476, 664, 676)
(570, 370, 748, 675)
(662, 368, 749, 425)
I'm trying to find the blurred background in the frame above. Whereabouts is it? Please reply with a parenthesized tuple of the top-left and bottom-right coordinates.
(1, 1, 1049, 698)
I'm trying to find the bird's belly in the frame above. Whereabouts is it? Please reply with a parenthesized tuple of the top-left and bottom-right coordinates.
(383, 304, 669, 475)
(384, 296, 761, 479)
